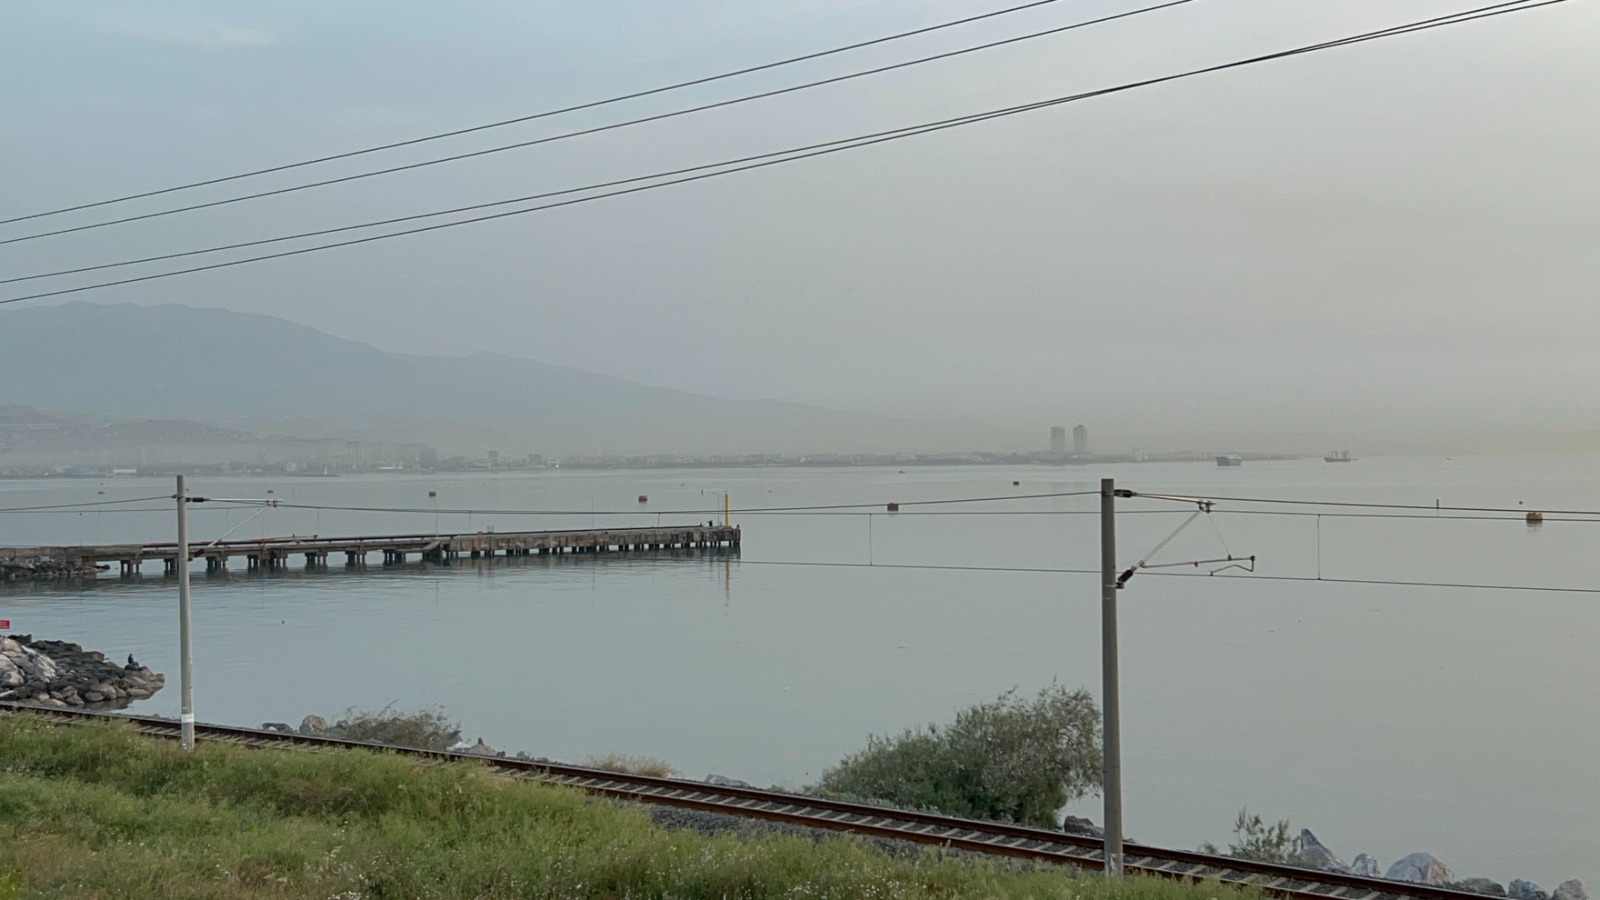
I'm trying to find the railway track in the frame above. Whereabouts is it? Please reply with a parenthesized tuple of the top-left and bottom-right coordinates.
(1, 704, 1484, 900)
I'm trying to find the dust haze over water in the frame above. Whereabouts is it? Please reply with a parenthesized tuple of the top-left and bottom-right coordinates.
(6, 3, 1600, 887)
(3, 1, 1599, 453)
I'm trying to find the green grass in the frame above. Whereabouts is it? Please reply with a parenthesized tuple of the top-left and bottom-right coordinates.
(576, 753, 680, 779)
(0, 717, 1256, 899)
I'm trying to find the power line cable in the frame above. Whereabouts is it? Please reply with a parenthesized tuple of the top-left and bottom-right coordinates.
(740, 559, 1099, 576)
(1129, 488, 1600, 517)
(0, 0, 1077, 229)
(0, 0, 1560, 306)
(4, 507, 1598, 523)
(0, 0, 1197, 246)
(733, 558, 1600, 594)
(202, 489, 1100, 517)
(1215, 509, 1600, 523)
(10, 505, 1586, 522)
(1137, 569, 1600, 595)
(0, 508, 184, 516)
(0, 495, 172, 513)
(0, 103, 1121, 285)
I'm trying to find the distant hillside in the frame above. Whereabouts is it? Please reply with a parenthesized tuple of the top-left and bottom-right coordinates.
(0, 404, 327, 469)
(0, 303, 999, 455)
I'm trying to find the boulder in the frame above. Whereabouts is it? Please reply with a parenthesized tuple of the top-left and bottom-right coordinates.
(448, 738, 501, 757)
(1347, 850, 1380, 877)
(0, 636, 160, 708)
(299, 715, 329, 735)
(1553, 882, 1589, 900)
(1511, 881, 1551, 900)
(1455, 878, 1508, 896)
(705, 774, 753, 788)
(1061, 815, 1104, 838)
(260, 722, 294, 734)
(1386, 853, 1453, 885)
(1299, 829, 1350, 873)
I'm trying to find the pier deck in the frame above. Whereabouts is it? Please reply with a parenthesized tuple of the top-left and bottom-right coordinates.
(1, 525, 741, 575)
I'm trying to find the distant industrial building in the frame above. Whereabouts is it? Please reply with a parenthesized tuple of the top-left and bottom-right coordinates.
(1050, 426, 1067, 454)
(1073, 424, 1088, 454)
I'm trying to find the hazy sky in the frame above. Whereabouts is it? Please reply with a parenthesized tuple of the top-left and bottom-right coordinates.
(3, 0, 1598, 438)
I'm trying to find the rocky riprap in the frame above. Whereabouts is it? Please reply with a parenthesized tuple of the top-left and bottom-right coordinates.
(0, 635, 164, 708)
(0, 556, 100, 582)
(1287, 828, 1587, 900)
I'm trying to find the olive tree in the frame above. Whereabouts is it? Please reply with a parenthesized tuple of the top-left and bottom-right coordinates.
(815, 685, 1101, 827)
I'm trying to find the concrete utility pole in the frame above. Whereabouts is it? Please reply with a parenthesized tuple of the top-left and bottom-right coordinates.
(1100, 477, 1123, 876)
(175, 475, 195, 750)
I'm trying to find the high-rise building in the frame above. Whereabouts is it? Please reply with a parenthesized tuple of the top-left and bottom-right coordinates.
(1072, 424, 1088, 454)
(1050, 426, 1067, 454)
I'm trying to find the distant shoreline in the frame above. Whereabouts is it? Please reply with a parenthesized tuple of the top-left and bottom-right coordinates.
(0, 453, 1305, 480)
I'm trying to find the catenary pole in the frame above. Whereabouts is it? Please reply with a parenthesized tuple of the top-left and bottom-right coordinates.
(176, 475, 195, 750)
(1100, 477, 1123, 876)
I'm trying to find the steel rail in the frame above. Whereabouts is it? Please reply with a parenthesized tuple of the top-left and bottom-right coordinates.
(0, 705, 1488, 900)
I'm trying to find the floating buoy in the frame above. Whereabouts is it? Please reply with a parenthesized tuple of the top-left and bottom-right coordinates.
(886, 502, 900, 512)
(638, 494, 649, 504)
(1526, 511, 1544, 524)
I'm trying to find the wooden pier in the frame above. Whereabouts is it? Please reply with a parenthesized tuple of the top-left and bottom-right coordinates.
(0, 525, 740, 576)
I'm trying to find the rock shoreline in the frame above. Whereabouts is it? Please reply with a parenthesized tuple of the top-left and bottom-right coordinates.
(0, 557, 101, 582)
(1288, 829, 1588, 900)
(1193, 825, 1587, 900)
(0, 635, 164, 708)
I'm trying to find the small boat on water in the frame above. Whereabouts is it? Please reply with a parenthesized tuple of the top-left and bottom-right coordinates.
(1324, 450, 1355, 463)
(1216, 455, 1243, 467)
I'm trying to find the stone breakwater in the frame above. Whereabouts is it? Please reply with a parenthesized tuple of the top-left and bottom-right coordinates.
(0, 556, 101, 582)
(0, 635, 164, 708)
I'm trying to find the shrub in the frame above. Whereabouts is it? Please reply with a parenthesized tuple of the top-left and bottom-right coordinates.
(0, 717, 1264, 900)
(579, 753, 679, 778)
(815, 685, 1101, 827)
(317, 706, 462, 751)
(1200, 809, 1302, 863)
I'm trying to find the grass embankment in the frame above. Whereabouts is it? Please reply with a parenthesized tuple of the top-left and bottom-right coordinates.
(0, 718, 1251, 899)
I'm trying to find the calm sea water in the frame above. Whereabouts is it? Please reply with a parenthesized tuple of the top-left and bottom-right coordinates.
(1, 455, 1595, 884)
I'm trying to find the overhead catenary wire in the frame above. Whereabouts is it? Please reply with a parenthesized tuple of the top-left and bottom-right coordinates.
(0, 0, 1199, 247)
(0, 495, 173, 513)
(0, 0, 1564, 305)
(731, 559, 1600, 594)
(0, 0, 1079, 229)
(198, 489, 1101, 517)
(1128, 488, 1600, 518)
(6, 488, 1596, 595)
(0, 507, 180, 516)
(6, 493, 1600, 522)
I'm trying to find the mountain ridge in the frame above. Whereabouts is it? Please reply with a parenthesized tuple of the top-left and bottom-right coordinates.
(0, 302, 1010, 455)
